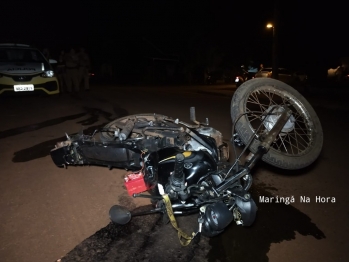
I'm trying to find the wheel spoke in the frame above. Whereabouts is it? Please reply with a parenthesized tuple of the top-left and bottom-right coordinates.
(245, 87, 314, 157)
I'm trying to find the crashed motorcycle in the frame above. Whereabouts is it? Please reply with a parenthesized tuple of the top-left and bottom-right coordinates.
(50, 78, 323, 245)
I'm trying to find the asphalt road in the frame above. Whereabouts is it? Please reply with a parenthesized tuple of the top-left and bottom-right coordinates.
(0, 83, 348, 262)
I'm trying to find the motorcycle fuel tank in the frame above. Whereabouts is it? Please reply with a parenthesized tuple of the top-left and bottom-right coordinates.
(156, 148, 217, 186)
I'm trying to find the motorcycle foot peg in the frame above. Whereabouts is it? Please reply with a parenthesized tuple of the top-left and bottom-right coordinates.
(132, 193, 163, 200)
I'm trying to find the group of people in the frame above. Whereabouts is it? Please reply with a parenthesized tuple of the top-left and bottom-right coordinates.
(56, 48, 91, 93)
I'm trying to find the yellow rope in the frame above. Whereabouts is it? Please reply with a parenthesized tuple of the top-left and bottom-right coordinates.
(162, 194, 195, 246)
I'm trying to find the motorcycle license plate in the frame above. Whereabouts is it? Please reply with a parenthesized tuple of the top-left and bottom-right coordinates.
(14, 84, 34, 92)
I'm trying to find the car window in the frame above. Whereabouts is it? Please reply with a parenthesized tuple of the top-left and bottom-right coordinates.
(0, 48, 46, 63)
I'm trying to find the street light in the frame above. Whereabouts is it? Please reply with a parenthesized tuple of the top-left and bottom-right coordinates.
(266, 23, 278, 79)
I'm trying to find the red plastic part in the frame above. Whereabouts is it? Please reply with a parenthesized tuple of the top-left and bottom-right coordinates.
(124, 172, 148, 196)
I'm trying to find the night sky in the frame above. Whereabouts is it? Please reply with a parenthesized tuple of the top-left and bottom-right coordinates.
(2, 0, 348, 75)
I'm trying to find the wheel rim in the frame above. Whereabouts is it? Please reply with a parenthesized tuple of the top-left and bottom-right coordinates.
(244, 86, 314, 157)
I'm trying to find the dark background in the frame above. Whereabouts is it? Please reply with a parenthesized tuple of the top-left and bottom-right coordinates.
(2, 0, 348, 84)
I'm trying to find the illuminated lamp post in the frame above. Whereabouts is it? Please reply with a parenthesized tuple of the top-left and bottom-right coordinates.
(267, 23, 278, 79)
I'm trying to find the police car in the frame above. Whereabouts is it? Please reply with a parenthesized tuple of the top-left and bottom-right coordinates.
(0, 43, 59, 95)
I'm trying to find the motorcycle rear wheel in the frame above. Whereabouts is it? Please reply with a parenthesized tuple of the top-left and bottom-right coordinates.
(231, 78, 323, 170)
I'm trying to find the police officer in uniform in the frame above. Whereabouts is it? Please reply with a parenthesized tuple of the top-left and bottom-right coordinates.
(64, 48, 80, 93)
(56, 50, 66, 92)
(78, 48, 91, 91)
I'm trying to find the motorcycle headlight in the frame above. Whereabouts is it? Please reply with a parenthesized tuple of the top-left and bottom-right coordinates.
(41, 70, 55, 78)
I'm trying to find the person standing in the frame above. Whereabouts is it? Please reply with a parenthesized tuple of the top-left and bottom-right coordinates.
(64, 48, 80, 93)
(56, 50, 66, 93)
(42, 48, 51, 61)
(78, 48, 91, 91)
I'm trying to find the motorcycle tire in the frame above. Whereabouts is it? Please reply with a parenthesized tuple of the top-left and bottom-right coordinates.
(231, 78, 323, 170)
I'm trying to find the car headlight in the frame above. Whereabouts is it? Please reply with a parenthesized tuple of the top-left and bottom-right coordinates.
(41, 70, 55, 78)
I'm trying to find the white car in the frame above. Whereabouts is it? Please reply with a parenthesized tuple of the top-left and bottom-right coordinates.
(0, 43, 59, 95)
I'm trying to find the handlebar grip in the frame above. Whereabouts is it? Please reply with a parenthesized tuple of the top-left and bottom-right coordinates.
(119, 120, 135, 141)
(190, 107, 196, 122)
(173, 153, 185, 180)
